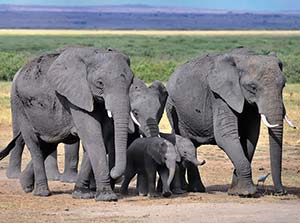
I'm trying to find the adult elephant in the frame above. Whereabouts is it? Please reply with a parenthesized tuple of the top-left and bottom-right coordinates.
(72, 78, 169, 198)
(0, 46, 134, 201)
(166, 47, 295, 196)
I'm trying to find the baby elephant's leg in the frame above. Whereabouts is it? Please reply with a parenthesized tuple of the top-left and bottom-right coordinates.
(120, 164, 136, 195)
(157, 167, 172, 197)
(137, 173, 148, 196)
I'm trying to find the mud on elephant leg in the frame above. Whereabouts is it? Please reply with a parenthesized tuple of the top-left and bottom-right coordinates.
(60, 142, 79, 183)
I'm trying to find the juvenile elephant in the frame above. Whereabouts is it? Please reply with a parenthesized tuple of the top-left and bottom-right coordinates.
(120, 137, 180, 197)
(139, 133, 206, 195)
(166, 47, 295, 196)
(0, 47, 135, 201)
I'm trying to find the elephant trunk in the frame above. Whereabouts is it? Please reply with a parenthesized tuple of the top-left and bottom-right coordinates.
(145, 118, 160, 137)
(268, 116, 285, 194)
(260, 98, 285, 194)
(190, 157, 206, 166)
(107, 96, 130, 179)
(166, 161, 176, 187)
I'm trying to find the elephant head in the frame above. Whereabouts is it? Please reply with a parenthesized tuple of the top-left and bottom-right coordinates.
(208, 48, 290, 194)
(175, 135, 206, 167)
(47, 47, 134, 179)
(129, 79, 168, 137)
(148, 138, 181, 187)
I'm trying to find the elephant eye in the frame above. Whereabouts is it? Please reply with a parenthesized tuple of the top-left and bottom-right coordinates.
(132, 110, 139, 117)
(246, 83, 257, 94)
(97, 80, 104, 89)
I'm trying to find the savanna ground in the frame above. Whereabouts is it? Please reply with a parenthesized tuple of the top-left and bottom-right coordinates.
(0, 30, 299, 222)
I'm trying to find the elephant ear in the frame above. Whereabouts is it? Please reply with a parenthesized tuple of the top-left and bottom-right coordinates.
(149, 80, 168, 122)
(47, 48, 94, 112)
(147, 140, 167, 165)
(208, 54, 244, 113)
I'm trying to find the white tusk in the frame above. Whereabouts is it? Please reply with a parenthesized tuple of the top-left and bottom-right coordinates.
(107, 110, 112, 118)
(284, 115, 296, 129)
(130, 112, 141, 127)
(261, 114, 279, 128)
(140, 134, 144, 138)
(158, 134, 161, 138)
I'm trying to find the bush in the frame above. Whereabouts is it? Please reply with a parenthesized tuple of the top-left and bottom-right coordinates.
(0, 52, 28, 81)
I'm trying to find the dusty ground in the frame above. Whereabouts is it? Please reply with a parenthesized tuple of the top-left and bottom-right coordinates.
(0, 83, 300, 222)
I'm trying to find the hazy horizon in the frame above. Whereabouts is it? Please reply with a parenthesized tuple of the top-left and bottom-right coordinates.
(0, 0, 300, 12)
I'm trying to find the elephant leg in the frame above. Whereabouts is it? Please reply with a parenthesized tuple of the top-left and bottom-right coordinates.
(60, 142, 79, 183)
(179, 164, 189, 191)
(171, 164, 186, 194)
(19, 160, 34, 193)
(157, 168, 172, 197)
(146, 167, 158, 197)
(186, 163, 206, 192)
(137, 173, 148, 196)
(6, 136, 25, 179)
(120, 164, 136, 195)
(71, 110, 116, 202)
(45, 150, 61, 181)
(19, 138, 56, 196)
(213, 97, 256, 196)
(72, 150, 95, 199)
(231, 108, 260, 188)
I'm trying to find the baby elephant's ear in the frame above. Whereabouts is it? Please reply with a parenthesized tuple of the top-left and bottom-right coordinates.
(47, 48, 94, 112)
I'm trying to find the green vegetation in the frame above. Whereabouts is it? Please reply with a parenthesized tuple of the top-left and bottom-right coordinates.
(0, 34, 300, 82)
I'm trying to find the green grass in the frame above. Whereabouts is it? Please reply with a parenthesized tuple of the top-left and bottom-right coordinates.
(1, 34, 300, 82)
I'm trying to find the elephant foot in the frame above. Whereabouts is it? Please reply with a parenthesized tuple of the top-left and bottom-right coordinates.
(228, 180, 257, 196)
(33, 186, 51, 197)
(20, 173, 34, 193)
(6, 168, 21, 179)
(148, 192, 160, 198)
(138, 192, 147, 196)
(60, 171, 78, 183)
(72, 186, 95, 199)
(273, 188, 287, 196)
(162, 190, 172, 198)
(95, 187, 118, 202)
(172, 188, 187, 194)
(46, 170, 61, 181)
(187, 183, 206, 193)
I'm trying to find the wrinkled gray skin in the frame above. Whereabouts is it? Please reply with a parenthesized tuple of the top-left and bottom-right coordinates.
(120, 137, 180, 197)
(72, 78, 168, 199)
(9, 47, 134, 201)
(140, 133, 206, 195)
(166, 48, 287, 196)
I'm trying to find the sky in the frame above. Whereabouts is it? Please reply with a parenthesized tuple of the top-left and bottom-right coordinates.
(0, 0, 299, 12)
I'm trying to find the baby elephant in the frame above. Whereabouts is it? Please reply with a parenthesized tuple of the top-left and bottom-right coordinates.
(120, 137, 180, 197)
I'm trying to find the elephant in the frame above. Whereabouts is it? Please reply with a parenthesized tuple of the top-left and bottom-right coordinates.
(72, 78, 169, 199)
(139, 133, 206, 195)
(166, 47, 295, 196)
(0, 46, 135, 201)
(120, 137, 181, 197)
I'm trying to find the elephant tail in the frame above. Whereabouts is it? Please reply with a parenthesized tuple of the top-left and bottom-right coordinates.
(0, 132, 21, 160)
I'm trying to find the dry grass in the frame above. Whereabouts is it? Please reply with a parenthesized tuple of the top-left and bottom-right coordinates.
(2, 29, 300, 36)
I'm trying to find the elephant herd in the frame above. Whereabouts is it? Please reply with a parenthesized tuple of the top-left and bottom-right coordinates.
(0, 46, 296, 202)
